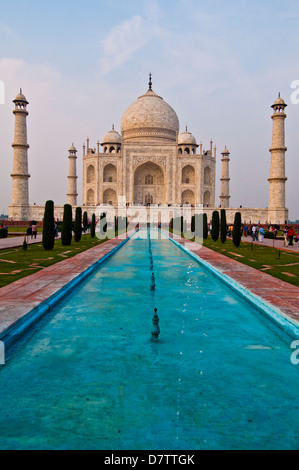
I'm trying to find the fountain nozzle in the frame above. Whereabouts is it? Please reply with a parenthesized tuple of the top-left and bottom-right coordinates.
(150, 272, 156, 290)
(151, 308, 160, 340)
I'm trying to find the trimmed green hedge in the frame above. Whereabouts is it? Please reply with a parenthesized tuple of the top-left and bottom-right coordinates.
(0, 228, 8, 238)
(264, 231, 275, 239)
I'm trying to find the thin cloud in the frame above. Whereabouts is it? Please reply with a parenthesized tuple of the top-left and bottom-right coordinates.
(99, 15, 156, 75)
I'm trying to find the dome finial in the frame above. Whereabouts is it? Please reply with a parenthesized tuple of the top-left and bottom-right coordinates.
(148, 72, 152, 91)
(186, 125, 188, 132)
(112, 123, 114, 130)
(278, 92, 280, 98)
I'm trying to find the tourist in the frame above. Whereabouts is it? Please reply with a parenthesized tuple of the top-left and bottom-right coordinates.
(244, 225, 248, 237)
(259, 227, 265, 242)
(31, 222, 37, 239)
(252, 225, 256, 241)
(54, 221, 59, 238)
(287, 227, 296, 246)
(283, 228, 288, 247)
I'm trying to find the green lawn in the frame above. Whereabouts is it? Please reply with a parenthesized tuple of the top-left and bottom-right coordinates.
(7, 227, 43, 233)
(0, 232, 111, 288)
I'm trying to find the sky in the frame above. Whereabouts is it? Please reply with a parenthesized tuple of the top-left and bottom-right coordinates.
(0, 0, 299, 219)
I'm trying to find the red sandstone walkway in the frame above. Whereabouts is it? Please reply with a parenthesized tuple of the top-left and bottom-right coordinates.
(0, 231, 299, 347)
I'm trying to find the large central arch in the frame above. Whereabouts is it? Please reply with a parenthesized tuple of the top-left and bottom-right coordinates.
(133, 162, 165, 205)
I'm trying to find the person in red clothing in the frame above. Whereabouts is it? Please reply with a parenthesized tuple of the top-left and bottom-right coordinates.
(287, 227, 296, 246)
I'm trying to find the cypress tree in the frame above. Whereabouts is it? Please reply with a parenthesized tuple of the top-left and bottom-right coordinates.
(203, 213, 208, 239)
(23, 236, 28, 251)
(114, 216, 119, 235)
(61, 204, 72, 246)
(42, 200, 55, 250)
(74, 207, 82, 242)
(211, 210, 219, 242)
(100, 212, 107, 233)
(83, 211, 88, 232)
(220, 209, 227, 244)
(192, 213, 202, 242)
(90, 213, 96, 238)
(233, 212, 242, 248)
(191, 215, 195, 234)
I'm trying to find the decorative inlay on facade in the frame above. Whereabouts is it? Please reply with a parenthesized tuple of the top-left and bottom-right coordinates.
(133, 156, 166, 168)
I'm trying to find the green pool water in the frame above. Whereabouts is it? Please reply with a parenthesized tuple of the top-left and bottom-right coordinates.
(0, 230, 298, 450)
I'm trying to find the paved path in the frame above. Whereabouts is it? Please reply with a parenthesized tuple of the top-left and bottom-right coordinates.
(0, 234, 62, 250)
(240, 236, 299, 253)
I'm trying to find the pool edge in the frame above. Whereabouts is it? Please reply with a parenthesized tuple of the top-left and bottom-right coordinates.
(166, 232, 299, 340)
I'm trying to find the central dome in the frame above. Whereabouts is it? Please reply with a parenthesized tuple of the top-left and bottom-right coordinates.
(120, 88, 179, 143)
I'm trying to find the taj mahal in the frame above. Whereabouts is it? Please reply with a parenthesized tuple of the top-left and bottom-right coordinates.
(8, 75, 289, 225)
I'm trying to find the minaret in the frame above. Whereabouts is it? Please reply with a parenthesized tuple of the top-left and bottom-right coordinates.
(10, 89, 30, 212)
(220, 147, 230, 208)
(67, 144, 78, 206)
(268, 94, 288, 223)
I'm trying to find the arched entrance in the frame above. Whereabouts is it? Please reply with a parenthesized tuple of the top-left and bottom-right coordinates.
(103, 188, 117, 205)
(133, 162, 165, 205)
(103, 164, 117, 183)
(203, 190, 211, 206)
(182, 189, 195, 205)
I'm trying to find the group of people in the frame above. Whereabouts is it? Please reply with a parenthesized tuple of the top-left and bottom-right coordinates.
(226, 223, 298, 246)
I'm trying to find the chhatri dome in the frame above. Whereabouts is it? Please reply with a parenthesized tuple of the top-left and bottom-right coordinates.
(13, 89, 29, 104)
(272, 93, 287, 109)
(102, 125, 122, 144)
(178, 127, 197, 146)
(120, 73, 179, 142)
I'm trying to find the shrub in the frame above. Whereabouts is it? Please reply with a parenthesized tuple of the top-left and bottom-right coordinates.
(42, 200, 55, 250)
(233, 212, 242, 248)
(74, 207, 82, 242)
(264, 231, 275, 239)
(211, 211, 219, 242)
(0, 228, 8, 239)
(61, 204, 73, 246)
(220, 209, 227, 244)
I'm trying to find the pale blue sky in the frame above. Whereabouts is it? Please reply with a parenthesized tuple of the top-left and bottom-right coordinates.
(0, 0, 299, 218)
